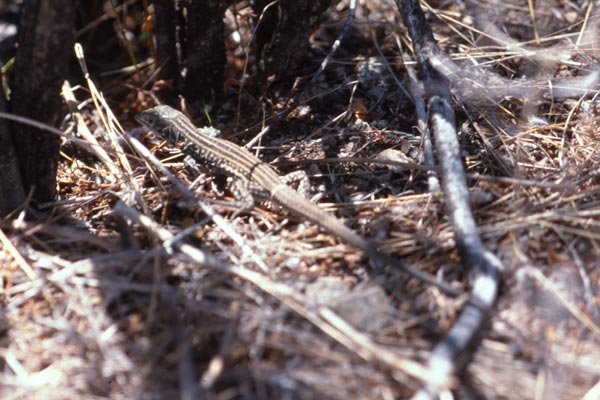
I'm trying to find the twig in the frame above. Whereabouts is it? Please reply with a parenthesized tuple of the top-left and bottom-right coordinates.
(274, 157, 575, 190)
(6, 219, 119, 252)
(74, 42, 146, 211)
(395, 0, 503, 397)
(61, 80, 122, 178)
(0, 228, 37, 280)
(310, 0, 356, 85)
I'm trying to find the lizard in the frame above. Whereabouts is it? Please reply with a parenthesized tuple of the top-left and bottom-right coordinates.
(136, 105, 461, 296)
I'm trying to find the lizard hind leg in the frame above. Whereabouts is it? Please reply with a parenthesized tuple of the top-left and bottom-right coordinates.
(280, 170, 311, 198)
(281, 170, 327, 203)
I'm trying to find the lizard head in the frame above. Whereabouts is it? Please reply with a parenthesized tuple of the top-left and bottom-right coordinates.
(136, 105, 184, 132)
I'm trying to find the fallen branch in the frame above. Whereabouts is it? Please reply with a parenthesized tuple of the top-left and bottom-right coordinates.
(395, 0, 503, 397)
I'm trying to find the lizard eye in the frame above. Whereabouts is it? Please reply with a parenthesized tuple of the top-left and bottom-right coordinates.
(137, 112, 152, 127)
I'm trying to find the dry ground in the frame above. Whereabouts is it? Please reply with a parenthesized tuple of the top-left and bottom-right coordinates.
(1, 0, 599, 399)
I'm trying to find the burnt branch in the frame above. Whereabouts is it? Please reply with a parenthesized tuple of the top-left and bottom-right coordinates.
(395, 0, 502, 397)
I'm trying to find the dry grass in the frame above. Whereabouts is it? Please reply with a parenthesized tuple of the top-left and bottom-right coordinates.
(1, 0, 599, 399)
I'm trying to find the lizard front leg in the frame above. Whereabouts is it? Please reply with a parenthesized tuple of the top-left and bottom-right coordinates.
(228, 177, 257, 210)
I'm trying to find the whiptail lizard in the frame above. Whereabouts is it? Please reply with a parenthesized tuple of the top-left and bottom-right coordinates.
(136, 105, 460, 296)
